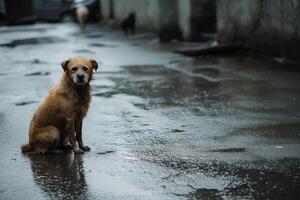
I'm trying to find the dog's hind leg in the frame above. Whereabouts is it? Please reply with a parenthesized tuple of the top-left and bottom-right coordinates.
(32, 126, 61, 154)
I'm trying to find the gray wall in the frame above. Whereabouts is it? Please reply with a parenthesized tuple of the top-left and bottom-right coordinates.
(177, 0, 191, 40)
(217, 0, 300, 59)
(158, 0, 181, 42)
(177, 0, 216, 40)
(190, 0, 216, 39)
(100, 0, 160, 31)
(100, 0, 216, 41)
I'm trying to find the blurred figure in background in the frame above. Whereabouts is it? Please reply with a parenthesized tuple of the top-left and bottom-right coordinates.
(121, 12, 135, 36)
(76, 4, 89, 30)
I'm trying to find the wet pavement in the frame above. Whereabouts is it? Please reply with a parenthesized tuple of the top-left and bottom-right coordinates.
(0, 23, 300, 200)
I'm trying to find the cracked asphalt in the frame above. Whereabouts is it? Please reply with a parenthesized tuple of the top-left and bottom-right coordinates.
(0, 23, 300, 200)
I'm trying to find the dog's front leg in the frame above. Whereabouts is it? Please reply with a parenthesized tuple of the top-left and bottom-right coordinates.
(75, 118, 90, 151)
(66, 117, 83, 154)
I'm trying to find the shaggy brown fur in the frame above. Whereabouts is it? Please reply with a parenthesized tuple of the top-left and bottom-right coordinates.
(21, 57, 98, 154)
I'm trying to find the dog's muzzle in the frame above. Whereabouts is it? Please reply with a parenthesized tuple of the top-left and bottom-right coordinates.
(73, 73, 88, 85)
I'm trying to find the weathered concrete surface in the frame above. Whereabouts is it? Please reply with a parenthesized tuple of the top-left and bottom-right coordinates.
(100, 0, 216, 41)
(100, 0, 160, 31)
(217, 0, 300, 60)
(0, 23, 300, 200)
(177, 0, 216, 41)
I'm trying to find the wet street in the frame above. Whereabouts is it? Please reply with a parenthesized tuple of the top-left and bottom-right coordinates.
(0, 23, 300, 200)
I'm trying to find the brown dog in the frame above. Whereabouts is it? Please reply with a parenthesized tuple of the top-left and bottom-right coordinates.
(21, 57, 98, 154)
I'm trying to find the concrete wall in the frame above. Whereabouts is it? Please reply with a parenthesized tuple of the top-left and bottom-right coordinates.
(158, 0, 181, 42)
(177, 0, 192, 40)
(217, 0, 300, 59)
(100, 0, 111, 21)
(190, 0, 216, 39)
(100, 0, 216, 41)
(100, 0, 160, 31)
(177, 0, 216, 40)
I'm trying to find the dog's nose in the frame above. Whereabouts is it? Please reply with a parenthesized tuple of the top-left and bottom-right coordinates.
(77, 74, 84, 80)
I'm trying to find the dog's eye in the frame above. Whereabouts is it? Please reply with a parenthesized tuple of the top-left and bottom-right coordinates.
(71, 67, 78, 71)
(82, 66, 88, 71)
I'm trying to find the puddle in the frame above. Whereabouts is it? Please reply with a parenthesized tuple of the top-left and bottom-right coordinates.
(231, 123, 300, 139)
(130, 43, 140, 46)
(0, 36, 67, 48)
(15, 101, 37, 106)
(85, 33, 103, 38)
(25, 71, 50, 76)
(93, 91, 119, 98)
(15, 59, 48, 65)
(191, 67, 220, 76)
(96, 150, 115, 155)
(209, 148, 246, 153)
(169, 60, 181, 64)
(175, 188, 223, 199)
(89, 43, 115, 47)
(145, 153, 300, 199)
(0, 27, 49, 33)
(131, 32, 156, 40)
(171, 129, 185, 133)
(31, 59, 48, 64)
(109, 64, 220, 108)
(133, 103, 150, 110)
(25, 154, 88, 200)
(141, 123, 150, 126)
(74, 49, 95, 54)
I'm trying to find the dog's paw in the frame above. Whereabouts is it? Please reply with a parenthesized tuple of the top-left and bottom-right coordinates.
(80, 145, 91, 152)
(74, 148, 84, 154)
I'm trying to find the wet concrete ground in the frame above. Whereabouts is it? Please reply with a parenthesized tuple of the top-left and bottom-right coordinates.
(0, 23, 300, 200)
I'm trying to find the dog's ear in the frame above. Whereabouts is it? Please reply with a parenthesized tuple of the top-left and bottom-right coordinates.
(90, 59, 98, 71)
(61, 59, 70, 72)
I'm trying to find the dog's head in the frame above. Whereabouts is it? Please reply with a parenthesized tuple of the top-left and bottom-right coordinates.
(61, 57, 98, 86)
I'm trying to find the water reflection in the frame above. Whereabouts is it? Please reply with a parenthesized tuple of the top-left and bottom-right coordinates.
(108, 64, 221, 108)
(26, 154, 90, 200)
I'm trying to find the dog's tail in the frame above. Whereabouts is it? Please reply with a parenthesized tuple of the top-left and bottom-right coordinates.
(21, 143, 32, 153)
